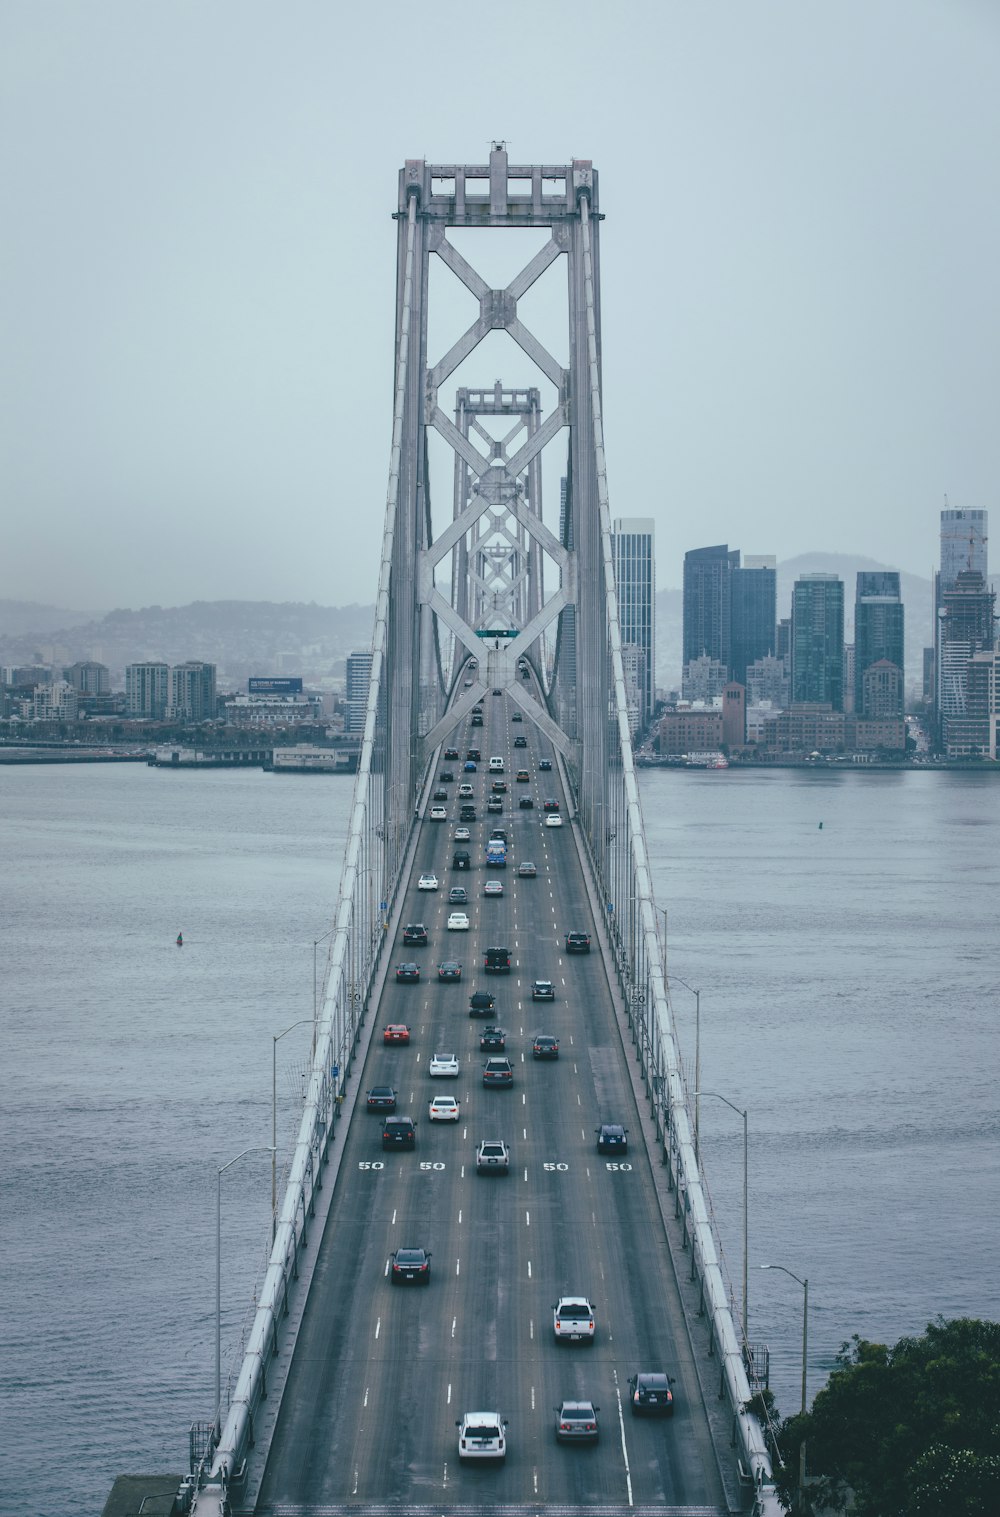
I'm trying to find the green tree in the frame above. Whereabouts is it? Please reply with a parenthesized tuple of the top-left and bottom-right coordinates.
(773, 1318, 1000, 1516)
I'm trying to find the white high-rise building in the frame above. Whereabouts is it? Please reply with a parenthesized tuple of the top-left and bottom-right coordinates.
(126, 662, 170, 719)
(612, 517, 655, 729)
(345, 651, 373, 735)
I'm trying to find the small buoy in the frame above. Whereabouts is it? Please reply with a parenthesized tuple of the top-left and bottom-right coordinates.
(176, 932, 184, 946)
(818, 822, 823, 830)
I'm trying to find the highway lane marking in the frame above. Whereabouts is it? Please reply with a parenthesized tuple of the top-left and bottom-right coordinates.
(456, 1256, 461, 1275)
(447, 1382, 452, 1404)
(522, 1127, 527, 1139)
(363, 1386, 369, 1406)
(352, 1468, 359, 1494)
(458, 1208, 462, 1224)
(523, 1166, 528, 1182)
(383, 1258, 389, 1278)
(531, 1384, 536, 1409)
(391, 1209, 397, 1226)
(375, 1317, 381, 1339)
(527, 1260, 532, 1279)
(525, 1209, 530, 1226)
(614, 1372, 634, 1506)
(451, 1317, 457, 1338)
(534, 1468, 539, 1493)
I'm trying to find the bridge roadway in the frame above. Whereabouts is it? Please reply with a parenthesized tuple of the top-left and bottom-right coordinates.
(253, 695, 730, 1516)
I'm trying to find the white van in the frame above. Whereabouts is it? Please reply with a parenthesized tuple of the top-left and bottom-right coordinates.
(489, 756, 504, 773)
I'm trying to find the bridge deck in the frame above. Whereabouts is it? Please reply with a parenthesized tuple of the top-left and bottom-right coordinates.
(251, 697, 733, 1514)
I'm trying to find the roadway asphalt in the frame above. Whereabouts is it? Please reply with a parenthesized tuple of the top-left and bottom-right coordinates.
(254, 693, 729, 1514)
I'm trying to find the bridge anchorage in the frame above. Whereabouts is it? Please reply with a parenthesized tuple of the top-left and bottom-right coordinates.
(175, 148, 780, 1517)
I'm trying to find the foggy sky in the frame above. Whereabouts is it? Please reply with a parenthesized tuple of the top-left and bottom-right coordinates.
(2, 0, 998, 612)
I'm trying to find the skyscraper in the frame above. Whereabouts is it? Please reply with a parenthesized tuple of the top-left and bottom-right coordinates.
(126, 662, 170, 719)
(612, 517, 655, 728)
(940, 509, 987, 586)
(730, 556, 776, 686)
(791, 574, 844, 709)
(683, 545, 739, 671)
(168, 662, 217, 722)
(937, 571, 996, 755)
(854, 571, 904, 717)
(345, 650, 374, 735)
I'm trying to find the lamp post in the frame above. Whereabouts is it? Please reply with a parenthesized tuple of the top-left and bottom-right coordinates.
(668, 975, 701, 1157)
(761, 1263, 809, 1505)
(313, 925, 337, 1030)
(216, 1146, 275, 1428)
(695, 1090, 748, 1337)
(272, 1019, 313, 1229)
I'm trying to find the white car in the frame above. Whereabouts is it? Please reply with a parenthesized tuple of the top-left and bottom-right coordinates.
(553, 1295, 596, 1342)
(428, 1052, 460, 1078)
(453, 826, 471, 842)
(483, 880, 504, 897)
(430, 805, 447, 821)
(428, 1095, 460, 1122)
(447, 911, 470, 931)
(458, 782, 475, 798)
(457, 1410, 507, 1462)
(544, 813, 563, 828)
(418, 873, 439, 891)
(476, 1138, 510, 1174)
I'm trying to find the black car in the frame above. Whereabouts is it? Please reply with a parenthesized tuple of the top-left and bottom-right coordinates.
(492, 688, 502, 695)
(483, 1057, 513, 1087)
(513, 734, 527, 747)
(469, 989, 496, 1017)
(467, 748, 481, 761)
(471, 713, 484, 726)
(531, 979, 555, 1001)
(565, 932, 591, 953)
(484, 946, 511, 973)
(596, 1123, 628, 1154)
(438, 960, 462, 981)
(512, 710, 523, 720)
(543, 798, 560, 812)
(444, 747, 459, 760)
(433, 788, 448, 802)
(453, 849, 471, 870)
(627, 1371, 675, 1416)
(519, 795, 534, 809)
(382, 1117, 416, 1149)
(390, 1246, 431, 1285)
(479, 1025, 506, 1051)
(396, 962, 421, 982)
(532, 1035, 559, 1059)
(448, 886, 468, 904)
(366, 1086, 397, 1111)
(402, 924, 428, 946)
(539, 758, 552, 771)
(440, 770, 454, 782)
(460, 805, 477, 822)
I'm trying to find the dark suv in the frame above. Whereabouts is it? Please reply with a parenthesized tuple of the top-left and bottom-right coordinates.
(627, 1371, 675, 1416)
(565, 931, 591, 953)
(469, 990, 496, 1017)
(484, 946, 511, 973)
(483, 1057, 513, 1088)
(403, 924, 428, 946)
(382, 1117, 416, 1150)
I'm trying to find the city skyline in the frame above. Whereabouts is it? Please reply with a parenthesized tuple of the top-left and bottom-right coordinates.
(3, 4, 998, 612)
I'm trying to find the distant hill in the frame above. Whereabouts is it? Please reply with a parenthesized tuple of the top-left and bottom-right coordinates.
(0, 599, 99, 636)
(655, 553, 931, 694)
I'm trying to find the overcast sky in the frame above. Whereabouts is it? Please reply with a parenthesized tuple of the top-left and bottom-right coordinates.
(2, 0, 997, 612)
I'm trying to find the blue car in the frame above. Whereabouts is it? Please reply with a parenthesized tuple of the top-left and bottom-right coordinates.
(464, 760, 477, 772)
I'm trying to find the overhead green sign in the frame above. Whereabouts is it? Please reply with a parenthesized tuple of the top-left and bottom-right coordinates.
(475, 628, 518, 639)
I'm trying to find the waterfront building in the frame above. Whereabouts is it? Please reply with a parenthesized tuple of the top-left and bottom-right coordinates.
(936, 571, 996, 756)
(683, 544, 739, 673)
(32, 679, 78, 721)
(730, 556, 776, 686)
(760, 703, 845, 756)
(722, 682, 746, 750)
(682, 654, 728, 703)
(745, 654, 790, 709)
(861, 659, 904, 721)
(854, 572, 904, 717)
(657, 705, 723, 756)
(168, 661, 217, 722)
(344, 650, 374, 736)
(126, 662, 170, 719)
(791, 574, 844, 710)
(63, 661, 110, 696)
(612, 517, 655, 727)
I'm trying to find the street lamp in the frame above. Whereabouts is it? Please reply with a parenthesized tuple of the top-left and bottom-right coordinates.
(695, 1090, 748, 1338)
(313, 925, 337, 1028)
(216, 1146, 275, 1428)
(272, 1019, 313, 1229)
(761, 1263, 809, 1503)
(668, 975, 701, 1156)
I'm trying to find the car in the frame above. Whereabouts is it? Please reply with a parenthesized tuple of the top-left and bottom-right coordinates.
(366, 1085, 397, 1111)
(444, 747, 459, 761)
(539, 758, 552, 771)
(596, 1123, 628, 1154)
(487, 797, 504, 813)
(402, 923, 428, 946)
(428, 1094, 460, 1122)
(491, 780, 507, 793)
(395, 962, 420, 983)
(476, 1139, 510, 1174)
(484, 946, 511, 973)
(627, 1371, 676, 1416)
(479, 1025, 506, 1051)
(453, 827, 471, 843)
(511, 710, 523, 720)
(492, 688, 502, 696)
(489, 828, 508, 843)
(483, 880, 504, 897)
(471, 713, 484, 726)
(439, 770, 454, 782)
(545, 813, 563, 828)
(382, 1116, 416, 1149)
(553, 1296, 596, 1342)
(383, 1023, 411, 1044)
(519, 796, 534, 809)
(469, 989, 495, 1016)
(464, 760, 478, 772)
(543, 798, 560, 812)
(448, 885, 468, 904)
(565, 931, 591, 953)
(532, 1034, 559, 1058)
(433, 788, 448, 801)
(452, 849, 471, 870)
(514, 734, 527, 747)
(516, 769, 530, 781)
(518, 861, 538, 877)
(390, 1246, 431, 1284)
(428, 1052, 460, 1077)
(430, 805, 447, 821)
(531, 979, 555, 1000)
(483, 1057, 513, 1087)
(437, 960, 462, 981)
(456, 1410, 507, 1461)
(459, 806, 477, 822)
(472, 704, 483, 715)
(554, 1400, 600, 1443)
(467, 748, 481, 761)
(447, 911, 470, 931)
(418, 873, 439, 891)
(458, 782, 474, 799)
(489, 756, 504, 772)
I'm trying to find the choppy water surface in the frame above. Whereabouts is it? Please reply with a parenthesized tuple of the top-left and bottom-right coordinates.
(2, 763, 997, 1513)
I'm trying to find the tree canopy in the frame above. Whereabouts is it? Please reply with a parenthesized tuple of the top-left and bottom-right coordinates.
(773, 1317, 1000, 1516)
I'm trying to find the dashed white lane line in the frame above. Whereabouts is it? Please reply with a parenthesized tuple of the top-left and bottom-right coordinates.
(375, 1317, 381, 1340)
(451, 1317, 457, 1339)
(614, 1372, 634, 1507)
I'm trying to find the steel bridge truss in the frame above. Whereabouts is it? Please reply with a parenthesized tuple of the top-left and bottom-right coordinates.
(188, 150, 779, 1517)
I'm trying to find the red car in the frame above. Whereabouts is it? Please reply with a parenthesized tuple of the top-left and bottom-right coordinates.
(383, 1024, 411, 1044)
